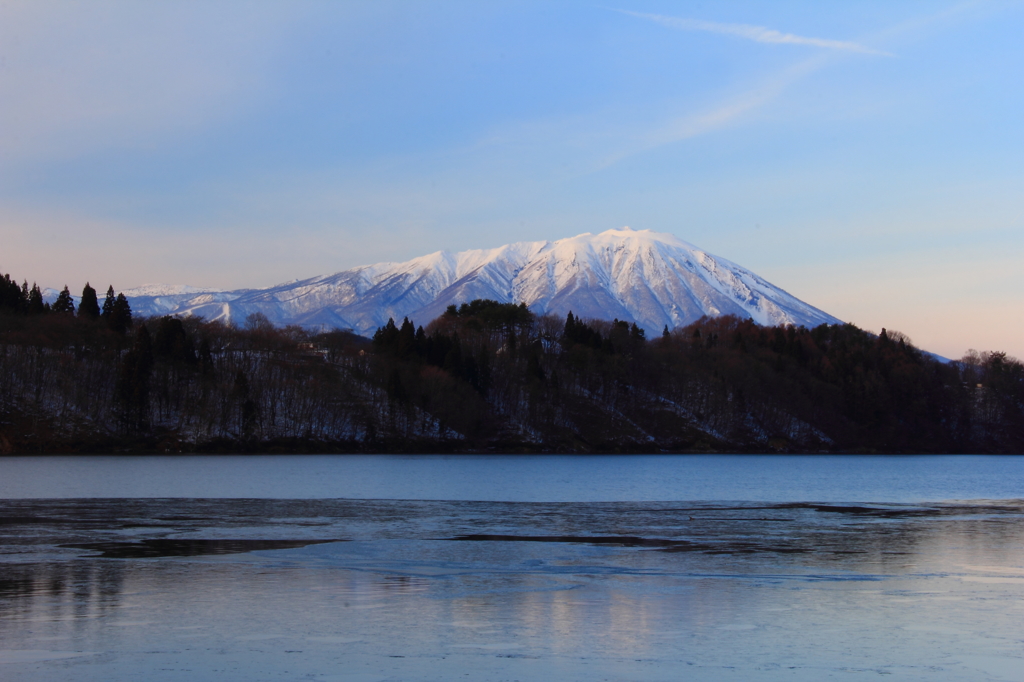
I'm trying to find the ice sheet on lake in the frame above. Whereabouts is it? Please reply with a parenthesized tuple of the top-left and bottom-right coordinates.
(1, 498, 1023, 680)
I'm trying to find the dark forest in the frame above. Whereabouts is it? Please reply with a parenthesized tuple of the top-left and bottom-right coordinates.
(1, 273, 1021, 454)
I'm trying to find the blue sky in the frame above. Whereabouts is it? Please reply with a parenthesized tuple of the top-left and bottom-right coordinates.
(2, 1, 1022, 358)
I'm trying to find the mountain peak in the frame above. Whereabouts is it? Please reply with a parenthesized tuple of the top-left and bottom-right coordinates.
(126, 229, 841, 335)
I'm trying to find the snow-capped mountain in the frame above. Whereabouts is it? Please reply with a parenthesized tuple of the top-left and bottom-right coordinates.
(126, 227, 842, 336)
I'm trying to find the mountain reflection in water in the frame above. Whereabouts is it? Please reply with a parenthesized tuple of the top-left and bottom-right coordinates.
(1, 498, 1023, 681)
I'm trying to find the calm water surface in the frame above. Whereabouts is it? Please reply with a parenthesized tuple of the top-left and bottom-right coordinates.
(2, 454, 1023, 501)
(1, 455, 1022, 681)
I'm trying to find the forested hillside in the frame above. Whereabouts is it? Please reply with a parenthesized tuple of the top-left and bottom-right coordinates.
(1, 273, 1021, 454)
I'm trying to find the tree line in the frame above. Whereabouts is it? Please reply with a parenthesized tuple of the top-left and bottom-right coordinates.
(365, 301, 1022, 453)
(1, 278, 1021, 454)
(0, 276, 133, 334)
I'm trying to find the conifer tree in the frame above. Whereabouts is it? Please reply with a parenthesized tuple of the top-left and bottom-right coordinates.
(372, 318, 399, 351)
(108, 293, 133, 335)
(561, 312, 577, 348)
(101, 286, 116, 319)
(395, 317, 416, 359)
(78, 283, 100, 318)
(0, 273, 26, 313)
(28, 283, 46, 315)
(52, 286, 75, 314)
(153, 316, 196, 364)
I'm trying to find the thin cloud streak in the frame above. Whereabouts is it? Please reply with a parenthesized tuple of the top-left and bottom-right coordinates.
(587, 53, 832, 171)
(617, 9, 894, 56)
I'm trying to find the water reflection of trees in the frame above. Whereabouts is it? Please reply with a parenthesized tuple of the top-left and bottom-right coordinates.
(0, 560, 127, 626)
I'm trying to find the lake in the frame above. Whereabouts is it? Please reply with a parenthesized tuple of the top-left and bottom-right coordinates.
(1, 455, 1023, 681)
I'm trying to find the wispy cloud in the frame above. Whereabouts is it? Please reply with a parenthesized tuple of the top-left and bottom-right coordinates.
(652, 55, 827, 141)
(468, 48, 836, 178)
(580, 52, 832, 171)
(616, 9, 893, 56)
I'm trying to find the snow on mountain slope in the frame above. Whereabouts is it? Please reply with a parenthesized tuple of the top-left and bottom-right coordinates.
(127, 228, 841, 336)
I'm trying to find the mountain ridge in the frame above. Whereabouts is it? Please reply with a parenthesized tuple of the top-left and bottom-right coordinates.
(126, 227, 842, 335)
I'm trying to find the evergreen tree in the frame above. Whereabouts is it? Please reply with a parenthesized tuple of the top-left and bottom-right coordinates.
(28, 283, 46, 315)
(0, 273, 26, 313)
(372, 318, 399, 351)
(562, 311, 578, 347)
(561, 310, 602, 350)
(395, 317, 416, 359)
(153, 316, 196, 364)
(52, 285, 75, 315)
(101, 286, 116, 319)
(108, 293, 133, 335)
(78, 283, 100, 319)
